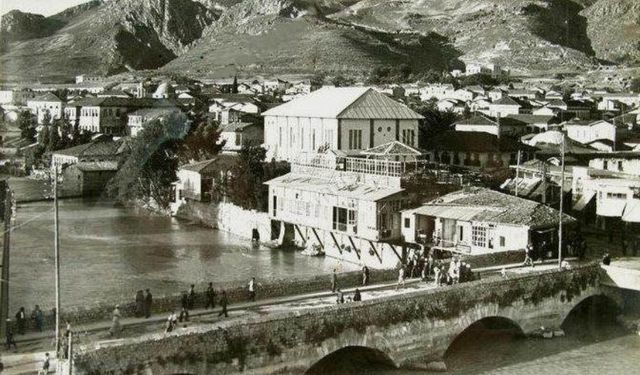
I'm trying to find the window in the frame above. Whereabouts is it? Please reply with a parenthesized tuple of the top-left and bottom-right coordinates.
(472, 226, 487, 247)
(278, 127, 282, 146)
(312, 129, 316, 150)
(618, 161, 624, 172)
(348, 129, 362, 150)
(603, 160, 608, 170)
(404, 217, 411, 228)
(607, 192, 626, 200)
(301, 128, 304, 150)
(500, 236, 505, 247)
(235, 133, 242, 146)
(402, 129, 415, 146)
(458, 226, 464, 241)
(333, 207, 348, 232)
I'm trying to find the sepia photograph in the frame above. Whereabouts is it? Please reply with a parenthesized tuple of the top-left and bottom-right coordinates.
(0, 0, 639, 373)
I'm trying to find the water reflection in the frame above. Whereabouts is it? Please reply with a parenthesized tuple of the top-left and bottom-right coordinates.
(10, 199, 356, 311)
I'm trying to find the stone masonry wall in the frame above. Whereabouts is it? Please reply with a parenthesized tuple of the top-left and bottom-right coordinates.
(73, 264, 601, 375)
(27, 266, 398, 333)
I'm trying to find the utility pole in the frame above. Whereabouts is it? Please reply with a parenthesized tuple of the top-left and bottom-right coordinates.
(558, 134, 566, 269)
(515, 150, 521, 197)
(1, 184, 13, 336)
(53, 166, 61, 355)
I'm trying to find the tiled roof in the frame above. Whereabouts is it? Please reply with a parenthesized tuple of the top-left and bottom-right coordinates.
(506, 114, 557, 125)
(426, 131, 530, 152)
(262, 87, 423, 120)
(492, 96, 521, 106)
(455, 114, 496, 126)
(30, 92, 62, 102)
(68, 97, 178, 108)
(180, 155, 237, 173)
(416, 187, 575, 228)
(220, 122, 261, 133)
(75, 161, 119, 172)
(53, 139, 126, 158)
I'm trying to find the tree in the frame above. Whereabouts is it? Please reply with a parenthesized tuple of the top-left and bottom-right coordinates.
(232, 75, 239, 94)
(179, 116, 224, 163)
(331, 75, 355, 87)
(630, 77, 640, 93)
(48, 121, 61, 152)
(38, 124, 50, 147)
(409, 102, 459, 149)
(18, 111, 36, 142)
(228, 144, 267, 210)
(108, 112, 189, 209)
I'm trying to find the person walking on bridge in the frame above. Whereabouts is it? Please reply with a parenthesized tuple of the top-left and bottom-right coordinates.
(396, 266, 406, 290)
(205, 282, 216, 309)
(331, 269, 338, 293)
(5, 319, 17, 350)
(144, 289, 153, 318)
(523, 242, 534, 267)
(15, 307, 26, 335)
(362, 265, 370, 286)
(248, 277, 256, 302)
(218, 290, 229, 318)
(109, 305, 121, 337)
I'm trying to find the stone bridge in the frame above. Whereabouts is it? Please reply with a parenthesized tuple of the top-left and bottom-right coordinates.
(73, 263, 615, 375)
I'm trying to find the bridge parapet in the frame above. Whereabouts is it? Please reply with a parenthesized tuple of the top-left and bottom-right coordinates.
(73, 264, 602, 375)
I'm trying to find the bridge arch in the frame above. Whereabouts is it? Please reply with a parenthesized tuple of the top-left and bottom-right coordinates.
(445, 316, 525, 356)
(305, 346, 396, 375)
(560, 293, 621, 330)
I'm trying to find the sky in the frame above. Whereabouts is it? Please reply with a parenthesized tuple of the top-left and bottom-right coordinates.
(0, 0, 93, 16)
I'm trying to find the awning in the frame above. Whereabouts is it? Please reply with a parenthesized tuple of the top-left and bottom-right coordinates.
(622, 200, 640, 223)
(597, 200, 627, 217)
(572, 190, 595, 211)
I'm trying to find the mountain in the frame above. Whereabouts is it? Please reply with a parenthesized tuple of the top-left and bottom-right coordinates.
(581, 0, 640, 64)
(162, 0, 462, 77)
(0, 0, 217, 82)
(0, 0, 638, 82)
(329, 0, 604, 75)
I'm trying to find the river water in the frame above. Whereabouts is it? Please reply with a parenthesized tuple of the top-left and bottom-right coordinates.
(8, 199, 356, 311)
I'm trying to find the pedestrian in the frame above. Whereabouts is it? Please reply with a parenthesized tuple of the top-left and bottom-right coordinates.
(15, 307, 26, 335)
(362, 265, 369, 286)
(336, 289, 344, 304)
(5, 319, 16, 350)
(205, 282, 216, 309)
(165, 311, 177, 333)
(396, 266, 405, 290)
(32, 305, 44, 332)
(421, 262, 428, 281)
(178, 307, 189, 322)
(433, 264, 441, 287)
(109, 305, 121, 336)
(135, 290, 144, 317)
(425, 253, 434, 278)
(187, 284, 196, 310)
(144, 289, 153, 318)
(248, 277, 256, 302)
(218, 290, 229, 318)
(39, 353, 50, 375)
(523, 242, 534, 267)
(181, 291, 189, 311)
(602, 252, 611, 265)
(331, 269, 338, 293)
(353, 288, 362, 302)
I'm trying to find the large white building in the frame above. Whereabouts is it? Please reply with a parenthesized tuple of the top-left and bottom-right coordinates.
(26, 93, 64, 124)
(262, 87, 423, 161)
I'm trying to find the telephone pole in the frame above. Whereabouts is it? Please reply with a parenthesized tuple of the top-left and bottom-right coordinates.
(54, 167, 61, 355)
(1, 184, 13, 336)
(558, 135, 566, 269)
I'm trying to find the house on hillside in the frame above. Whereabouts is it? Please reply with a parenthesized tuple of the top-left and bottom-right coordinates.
(66, 97, 178, 135)
(454, 114, 530, 137)
(50, 138, 128, 169)
(487, 96, 521, 118)
(424, 130, 533, 169)
(401, 187, 575, 255)
(563, 119, 629, 150)
(127, 107, 181, 137)
(219, 122, 264, 152)
(26, 93, 64, 124)
(171, 156, 237, 215)
(262, 87, 423, 161)
(506, 114, 559, 133)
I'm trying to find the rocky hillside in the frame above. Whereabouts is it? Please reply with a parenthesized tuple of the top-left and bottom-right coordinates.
(0, 0, 217, 82)
(0, 0, 638, 81)
(581, 0, 640, 64)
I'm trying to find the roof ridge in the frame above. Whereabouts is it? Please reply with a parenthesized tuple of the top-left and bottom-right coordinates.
(335, 87, 373, 118)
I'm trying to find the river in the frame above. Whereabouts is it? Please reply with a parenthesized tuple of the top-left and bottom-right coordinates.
(8, 199, 356, 312)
